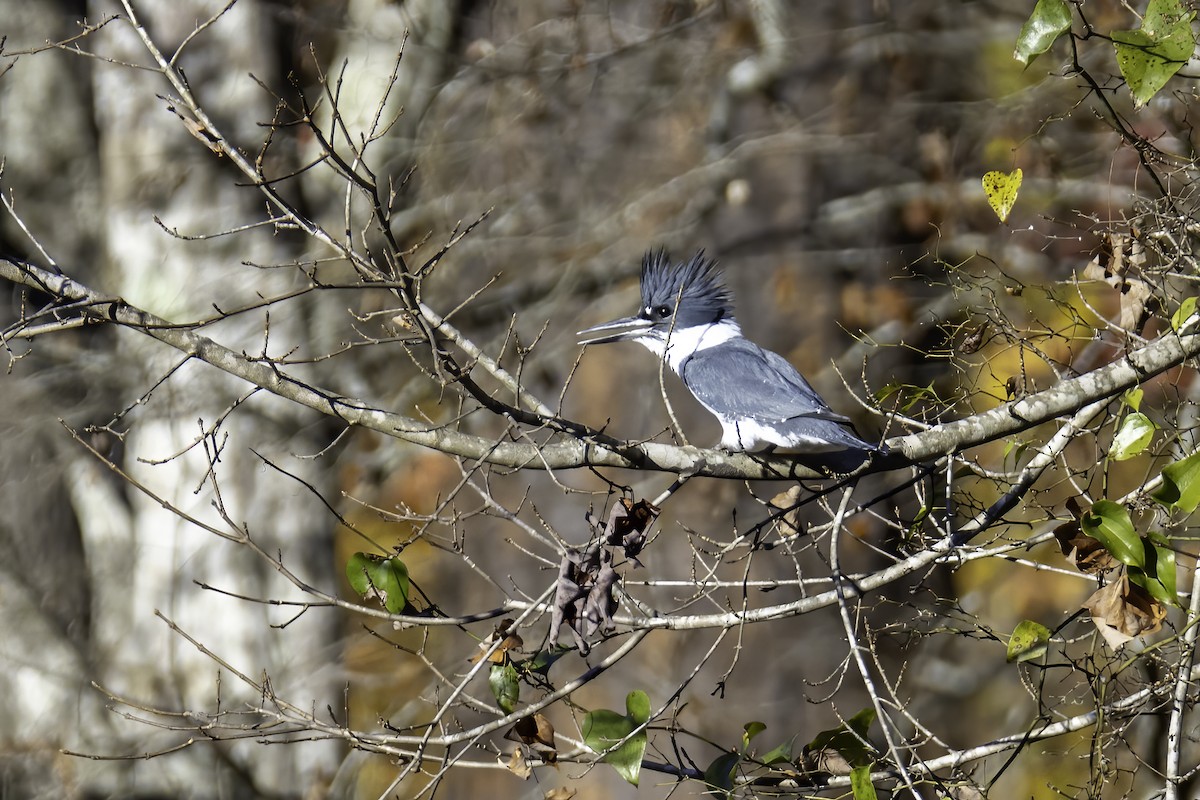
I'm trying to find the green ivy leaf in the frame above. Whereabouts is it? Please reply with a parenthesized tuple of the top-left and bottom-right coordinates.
(850, 764, 880, 800)
(808, 708, 876, 768)
(742, 721, 767, 750)
(1112, 0, 1195, 108)
(757, 736, 796, 766)
(1171, 296, 1198, 332)
(520, 646, 571, 676)
(1129, 565, 1176, 608)
(1110, 412, 1155, 461)
(1124, 387, 1144, 412)
(1014, 0, 1072, 65)
(1080, 500, 1145, 569)
(1129, 534, 1180, 607)
(582, 690, 651, 786)
(700, 720, 772, 796)
(982, 169, 1022, 223)
(703, 752, 739, 797)
(1006, 619, 1052, 663)
(345, 552, 410, 613)
(1151, 534, 1178, 602)
(1003, 438, 1030, 465)
(489, 663, 519, 713)
(1152, 451, 1200, 513)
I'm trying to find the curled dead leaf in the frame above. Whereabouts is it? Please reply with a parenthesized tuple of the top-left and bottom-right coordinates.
(1082, 570, 1166, 650)
(505, 713, 557, 764)
(1082, 232, 1157, 332)
(505, 747, 532, 779)
(1053, 519, 1117, 574)
(769, 485, 804, 537)
(471, 619, 524, 663)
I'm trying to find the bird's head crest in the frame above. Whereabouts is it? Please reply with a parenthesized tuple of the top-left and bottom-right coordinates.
(639, 250, 733, 327)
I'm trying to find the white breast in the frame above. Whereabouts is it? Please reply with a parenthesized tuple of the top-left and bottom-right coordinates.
(637, 320, 743, 373)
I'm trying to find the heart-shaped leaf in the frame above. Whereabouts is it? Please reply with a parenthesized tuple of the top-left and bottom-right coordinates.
(582, 690, 651, 786)
(1112, 0, 1195, 108)
(345, 552, 410, 613)
(982, 169, 1022, 223)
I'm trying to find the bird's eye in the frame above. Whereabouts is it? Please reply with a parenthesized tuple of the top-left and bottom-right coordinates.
(655, 304, 672, 318)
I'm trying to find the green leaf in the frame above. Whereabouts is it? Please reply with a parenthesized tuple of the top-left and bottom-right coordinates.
(1172, 296, 1199, 332)
(876, 381, 941, 412)
(1081, 500, 1145, 569)
(808, 708, 876, 768)
(625, 688, 651, 724)
(1129, 565, 1176, 608)
(757, 736, 796, 766)
(582, 690, 651, 786)
(345, 552, 410, 613)
(1151, 535, 1178, 601)
(520, 646, 571, 676)
(742, 721, 767, 750)
(1003, 438, 1030, 465)
(1006, 619, 1052, 663)
(1112, 0, 1195, 108)
(1111, 412, 1155, 461)
(982, 169, 1022, 223)
(1152, 451, 1200, 513)
(1129, 534, 1180, 607)
(489, 663, 519, 713)
(703, 752, 739, 797)
(1144, 0, 1195, 40)
(1124, 387, 1144, 412)
(1014, 0, 1072, 65)
(850, 764, 880, 800)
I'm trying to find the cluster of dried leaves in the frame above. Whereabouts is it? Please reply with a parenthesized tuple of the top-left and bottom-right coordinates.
(548, 498, 658, 655)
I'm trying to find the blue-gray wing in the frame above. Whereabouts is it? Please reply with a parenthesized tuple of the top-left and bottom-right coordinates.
(680, 339, 853, 426)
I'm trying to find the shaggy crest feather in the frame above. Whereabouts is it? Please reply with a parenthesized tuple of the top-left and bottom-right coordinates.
(640, 250, 732, 325)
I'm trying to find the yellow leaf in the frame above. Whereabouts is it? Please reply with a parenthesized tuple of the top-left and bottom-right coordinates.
(982, 169, 1023, 223)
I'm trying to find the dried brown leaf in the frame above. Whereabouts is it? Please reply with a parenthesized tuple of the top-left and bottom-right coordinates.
(1053, 519, 1116, 574)
(506, 713, 557, 763)
(470, 625, 524, 664)
(1082, 233, 1157, 332)
(769, 485, 804, 537)
(506, 747, 532, 779)
(1082, 571, 1166, 650)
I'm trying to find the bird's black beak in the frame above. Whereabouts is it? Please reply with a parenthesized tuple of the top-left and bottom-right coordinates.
(577, 315, 654, 346)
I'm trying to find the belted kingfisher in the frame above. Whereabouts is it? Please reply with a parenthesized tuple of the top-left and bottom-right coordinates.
(579, 250, 884, 463)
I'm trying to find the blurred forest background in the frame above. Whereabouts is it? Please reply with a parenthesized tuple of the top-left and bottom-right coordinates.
(1, 0, 1195, 799)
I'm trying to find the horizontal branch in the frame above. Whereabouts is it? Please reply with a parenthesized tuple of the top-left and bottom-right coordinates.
(4, 257, 1200, 479)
